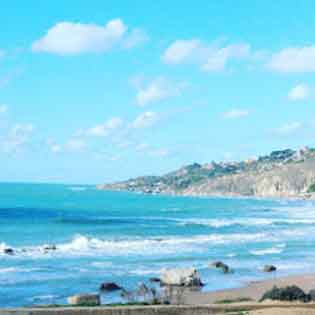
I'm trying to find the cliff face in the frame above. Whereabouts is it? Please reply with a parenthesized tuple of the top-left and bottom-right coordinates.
(97, 147, 315, 198)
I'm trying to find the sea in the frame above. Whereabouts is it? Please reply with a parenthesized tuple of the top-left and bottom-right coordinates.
(0, 182, 315, 307)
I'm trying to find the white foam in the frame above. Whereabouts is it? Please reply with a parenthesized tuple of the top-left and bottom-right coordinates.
(177, 217, 315, 228)
(1, 232, 270, 258)
(68, 186, 87, 191)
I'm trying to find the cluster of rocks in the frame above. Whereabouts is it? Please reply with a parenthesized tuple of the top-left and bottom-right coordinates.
(261, 285, 315, 302)
(1, 244, 58, 257)
(3, 247, 14, 255)
(67, 264, 279, 306)
(209, 261, 277, 274)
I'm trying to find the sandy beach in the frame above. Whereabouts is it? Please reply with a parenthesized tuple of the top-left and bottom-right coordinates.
(184, 273, 315, 304)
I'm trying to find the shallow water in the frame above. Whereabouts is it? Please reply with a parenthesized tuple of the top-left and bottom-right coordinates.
(0, 183, 314, 307)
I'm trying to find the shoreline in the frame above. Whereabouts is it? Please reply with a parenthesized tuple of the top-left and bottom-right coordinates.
(183, 272, 315, 305)
(98, 187, 315, 201)
(2, 273, 315, 314)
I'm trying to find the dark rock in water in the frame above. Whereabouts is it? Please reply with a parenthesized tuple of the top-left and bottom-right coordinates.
(210, 261, 230, 273)
(210, 261, 225, 268)
(100, 282, 122, 292)
(149, 277, 161, 283)
(263, 265, 277, 272)
(3, 248, 14, 255)
(44, 244, 57, 251)
(260, 285, 309, 302)
(221, 264, 229, 274)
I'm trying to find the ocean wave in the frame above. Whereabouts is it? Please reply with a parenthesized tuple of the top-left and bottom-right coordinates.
(67, 186, 87, 191)
(176, 217, 315, 228)
(0, 267, 43, 273)
(0, 232, 269, 258)
(250, 244, 286, 256)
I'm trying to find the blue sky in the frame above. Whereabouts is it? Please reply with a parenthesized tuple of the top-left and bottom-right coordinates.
(1, 0, 315, 184)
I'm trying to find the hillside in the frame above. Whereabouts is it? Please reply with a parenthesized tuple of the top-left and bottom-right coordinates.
(97, 147, 315, 198)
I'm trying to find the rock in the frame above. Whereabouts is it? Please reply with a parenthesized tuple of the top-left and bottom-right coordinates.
(263, 265, 277, 272)
(99, 282, 122, 291)
(3, 248, 14, 255)
(160, 268, 203, 287)
(44, 244, 57, 251)
(149, 277, 161, 283)
(210, 261, 225, 268)
(260, 285, 309, 302)
(221, 264, 229, 274)
(309, 289, 315, 301)
(68, 294, 100, 306)
(210, 261, 230, 273)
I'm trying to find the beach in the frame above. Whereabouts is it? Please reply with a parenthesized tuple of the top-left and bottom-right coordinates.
(184, 273, 315, 304)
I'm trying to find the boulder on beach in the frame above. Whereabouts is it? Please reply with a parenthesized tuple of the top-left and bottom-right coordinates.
(308, 289, 315, 301)
(263, 264, 277, 272)
(160, 267, 203, 287)
(99, 282, 122, 292)
(260, 285, 309, 302)
(68, 293, 100, 306)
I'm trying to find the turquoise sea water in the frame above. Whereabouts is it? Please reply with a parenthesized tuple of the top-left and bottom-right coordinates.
(1, 183, 315, 307)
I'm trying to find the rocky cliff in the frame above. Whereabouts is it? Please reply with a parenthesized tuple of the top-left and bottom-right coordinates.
(97, 147, 315, 198)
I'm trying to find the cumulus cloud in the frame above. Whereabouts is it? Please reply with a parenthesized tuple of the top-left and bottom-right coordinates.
(273, 122, 303, 136)
(162, 39, 251, 72)
(132, 111, 158, 128)
(65, 138, 86, 152)
(223, 109, 249, 119)
(86, 117, 124, 137)
(149, 148, 169, 157)
(288, 84, 309, 101)
(135, 77, 186, 106)
(268, 46, 315, 73)
(32, 19, 148, 55)
(122, 28, 149, 49)
(3, 123, 34, 153)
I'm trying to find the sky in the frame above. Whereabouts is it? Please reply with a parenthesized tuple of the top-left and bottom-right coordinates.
(1, 0, 315, 184)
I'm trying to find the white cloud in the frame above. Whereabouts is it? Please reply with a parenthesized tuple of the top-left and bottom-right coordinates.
(223, 109, 249, 119)
(136, 77, 186, 106)
(122, 28, 149, 49)
(135, 143, 150, 152)
(65, 138, 86, 152)
(51, 144, 62, 153)
(268, 46, 315, 73)
(162, 39, 251, 72)
(3, 123, 34, 153)
(162, 39, 204, 64)
(273, 122, 303, 136)
(86, 117, 123, 137)
(149, 148, 169, 157)
(0, 104, 8, 113)
(288, 84, 309, 101)
(132, 111, 158, 128)
(32, 19, 147, 55)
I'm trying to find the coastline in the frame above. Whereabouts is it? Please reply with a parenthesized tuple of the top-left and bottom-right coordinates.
(3, 273, 315, 314)
(184, 272, 315, 304)
(97, 187, 315, 201)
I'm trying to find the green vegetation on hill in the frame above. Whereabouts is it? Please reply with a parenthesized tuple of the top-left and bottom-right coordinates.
(98, 147, 315, 198)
